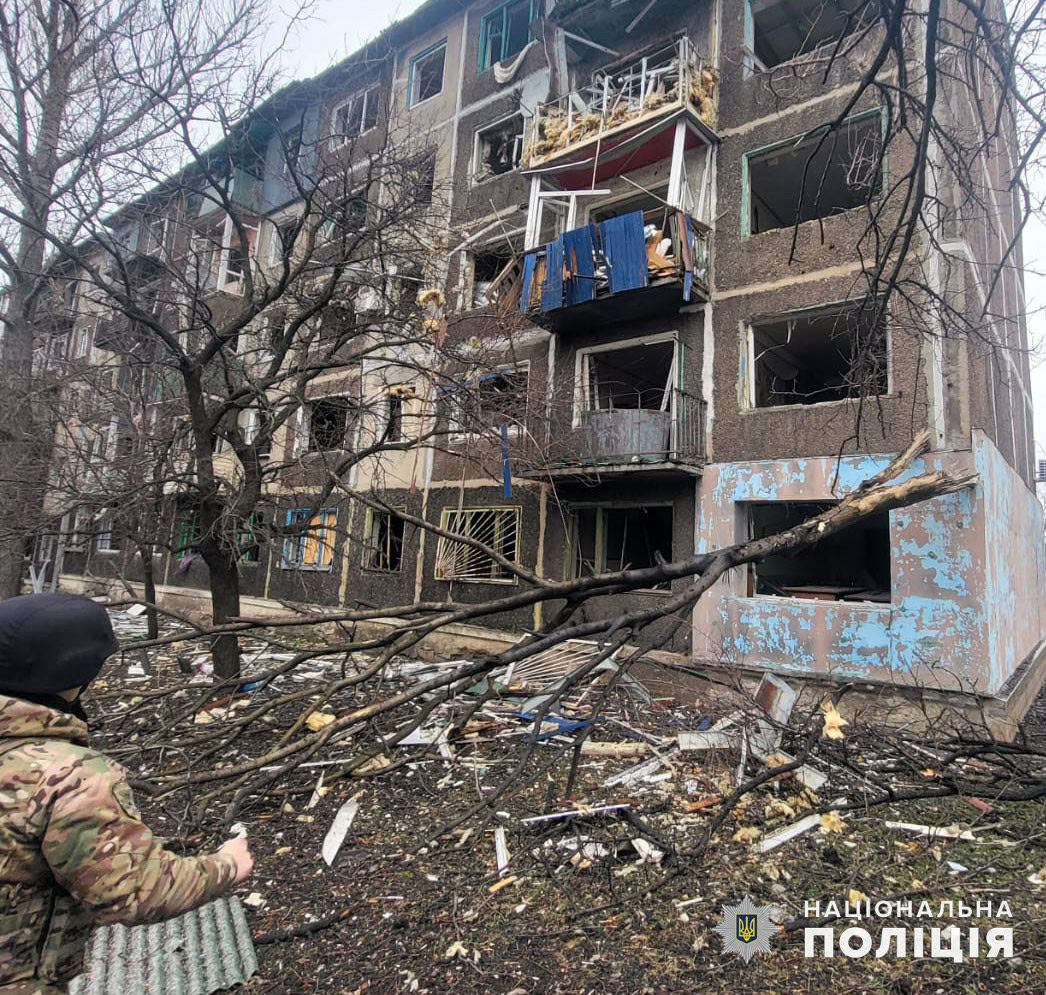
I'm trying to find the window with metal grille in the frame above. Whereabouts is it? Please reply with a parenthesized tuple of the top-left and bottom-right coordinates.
(435, 507, 520, 583)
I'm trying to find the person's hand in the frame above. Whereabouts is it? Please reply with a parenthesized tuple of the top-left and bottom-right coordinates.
(217, 835, 254, 884)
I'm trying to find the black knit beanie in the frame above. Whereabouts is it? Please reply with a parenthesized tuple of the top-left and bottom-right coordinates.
(0, 593, 120, 717)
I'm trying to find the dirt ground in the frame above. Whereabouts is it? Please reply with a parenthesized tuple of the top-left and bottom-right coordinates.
(87, 624, 1046, 995)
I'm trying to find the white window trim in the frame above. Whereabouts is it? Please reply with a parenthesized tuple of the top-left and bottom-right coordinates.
(93, 513, 118, 554)
(471, 112, 525, 185)
(743, 302, 892, 411)
(330, 86, 380, 148)
(572, 332, 678, 428)
(448, 360, 531, 442)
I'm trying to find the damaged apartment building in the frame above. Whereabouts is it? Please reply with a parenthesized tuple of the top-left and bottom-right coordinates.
(32, 0, 1046, 716)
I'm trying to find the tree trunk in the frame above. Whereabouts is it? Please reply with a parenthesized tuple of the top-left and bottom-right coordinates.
(141, 546, 159, 641)
(206, 551, 242, 679)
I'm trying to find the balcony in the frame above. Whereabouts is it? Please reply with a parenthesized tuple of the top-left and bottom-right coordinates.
(525, 38, 717, 179)
(515, 207, 709, 329)
(519, 388, 706, 481)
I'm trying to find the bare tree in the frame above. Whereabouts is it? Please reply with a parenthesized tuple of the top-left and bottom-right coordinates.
(0, 0, 280, 599)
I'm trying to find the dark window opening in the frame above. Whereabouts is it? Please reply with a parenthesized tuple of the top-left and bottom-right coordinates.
(750, 0, 881, 70)
(590, 187, 669, 225)
(586, 341, 674, 411)
(752, 301, 887, 407)
(326, 192, 367, 238)
(385, 395, 404, 441)
(747, 114, 883, 234)
(474, 115, 524, 180)
(747, 501, 891, 601)
(410, 152, 437, 205)
(365, 509, 405, 571)
(451, 366, 529, 436)
(309, 397, 352, 451)
(471, 250, 514, 307)
(573, 505, 673, 589)
(410, 43, 446, 105)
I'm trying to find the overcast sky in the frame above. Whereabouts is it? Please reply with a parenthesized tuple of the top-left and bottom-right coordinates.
(272, 0, 1045, 462)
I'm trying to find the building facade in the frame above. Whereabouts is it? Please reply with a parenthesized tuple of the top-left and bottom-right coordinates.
(35, 0, 1046, 703)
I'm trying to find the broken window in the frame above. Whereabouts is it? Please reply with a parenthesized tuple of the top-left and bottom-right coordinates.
(384, 395, 404, 442)
(583, 339, 675, 412)
(435, 507, 520, 583)
(480, 0, 542, 70)
(473, 115, 524, 181)
(471, 249, 514, 308)
(745, 113, 883, 234)
(409, 152, 437, 205)
(93, 514, 120, 553)
(751, 300, 887, 407)
(324, 191, 368, 240)
(308, 397, 353, 451)
(749, 0, 880, 70)
(238, 512, 264, 563)
(331, 87, 381, 146)
(448, 364, 530, 437)
(571, 506, 673, 589)
(281, 508, 338, 570)
(269, 219, 298, 265)
(746, 501, 891, 601)
(589, 187, 669, 225)
(364, 508, 405, 571)
(409, 41, 446, 106)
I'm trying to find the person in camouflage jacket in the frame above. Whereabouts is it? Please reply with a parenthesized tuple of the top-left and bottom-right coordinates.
(0, 594, 253, 995)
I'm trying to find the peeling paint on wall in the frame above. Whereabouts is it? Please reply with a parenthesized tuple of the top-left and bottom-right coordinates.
(693, 434, 1045, 695)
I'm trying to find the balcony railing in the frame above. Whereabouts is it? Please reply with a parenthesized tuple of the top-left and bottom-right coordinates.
(526, 38, 717, 169)
(520, 388, 706, 476)
(517, 207, 709, 317)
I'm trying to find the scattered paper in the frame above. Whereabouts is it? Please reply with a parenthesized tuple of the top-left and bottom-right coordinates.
(322, 798, 360, 866)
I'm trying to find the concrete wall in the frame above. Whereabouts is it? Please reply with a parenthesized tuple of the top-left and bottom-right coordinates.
(693, 432, 1045, 694)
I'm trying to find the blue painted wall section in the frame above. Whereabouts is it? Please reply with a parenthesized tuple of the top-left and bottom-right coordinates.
(692, 433, 1046, 694)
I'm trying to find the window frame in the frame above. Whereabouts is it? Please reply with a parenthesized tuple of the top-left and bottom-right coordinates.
(478, 0, 542, 72)
(446, 361, 531, 441)
(330, 86, 381, 148)
(407, 39, 448, 108)
(306, 394, 357, 453)
(93, 513, 120, 554)
(471, 112, 526, 184)
(363, 506, 407, 573)
(573, 332, 679, 428)
(744, 298, 891, 410)
(740, 107, 887, 238)
(744, 0, 880, 75)
(434, 506, 521, 584)
(280, 507, 338, 571)
(566, 503, 674, 593)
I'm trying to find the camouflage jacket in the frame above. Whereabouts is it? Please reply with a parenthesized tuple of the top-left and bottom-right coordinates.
(0, 695, 238, 994)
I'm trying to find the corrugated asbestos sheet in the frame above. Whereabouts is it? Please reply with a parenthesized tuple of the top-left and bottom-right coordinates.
(69, 896, 258, 995)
